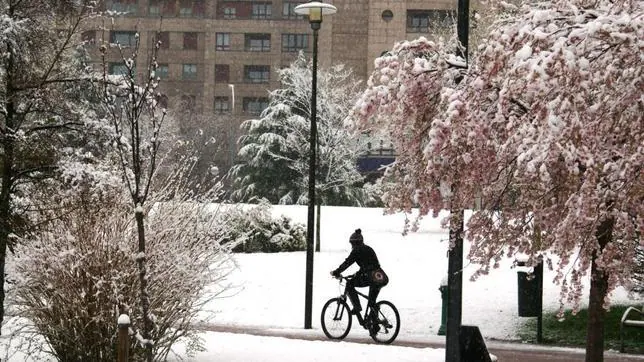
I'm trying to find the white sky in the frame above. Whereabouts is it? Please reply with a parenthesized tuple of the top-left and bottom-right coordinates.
(2, 205, 640, 361)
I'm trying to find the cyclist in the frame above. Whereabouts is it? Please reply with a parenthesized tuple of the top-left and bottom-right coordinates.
(330, 228, 388, 335)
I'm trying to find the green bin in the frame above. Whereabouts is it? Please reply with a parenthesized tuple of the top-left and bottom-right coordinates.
(517, 270, 540, 317)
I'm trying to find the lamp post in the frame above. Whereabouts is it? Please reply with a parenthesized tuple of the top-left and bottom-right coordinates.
(294, 1, 337, 330)
(446, 0, 469, 360)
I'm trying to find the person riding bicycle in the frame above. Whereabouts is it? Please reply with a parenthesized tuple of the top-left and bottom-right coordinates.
(330, 229, 388, 334)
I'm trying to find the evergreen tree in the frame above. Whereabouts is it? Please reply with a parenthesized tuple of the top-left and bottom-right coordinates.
(230, 53, 368, 206)
(0, 0, 101, 334)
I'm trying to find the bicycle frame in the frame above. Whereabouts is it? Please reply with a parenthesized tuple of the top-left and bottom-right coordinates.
(337, 277, 377, 326)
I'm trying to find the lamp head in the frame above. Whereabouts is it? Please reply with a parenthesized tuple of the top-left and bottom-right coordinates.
(294, 1, 337, 26)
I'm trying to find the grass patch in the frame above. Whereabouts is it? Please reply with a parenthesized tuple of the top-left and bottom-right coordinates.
(518, 305, 644, 354)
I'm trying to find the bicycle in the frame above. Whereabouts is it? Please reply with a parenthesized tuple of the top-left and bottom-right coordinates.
(320, 275, 400, 344)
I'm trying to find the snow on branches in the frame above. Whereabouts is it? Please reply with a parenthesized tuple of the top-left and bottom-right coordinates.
(354, 0, 643, 309)
(352, 37, 474, 226)
(464, 0, 643, 306)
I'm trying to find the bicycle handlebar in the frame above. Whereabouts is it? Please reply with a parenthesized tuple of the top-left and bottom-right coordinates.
(331, 274, 353, 281)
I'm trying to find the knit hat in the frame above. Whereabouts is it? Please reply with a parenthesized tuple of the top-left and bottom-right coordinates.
(349, 229, 364, 245)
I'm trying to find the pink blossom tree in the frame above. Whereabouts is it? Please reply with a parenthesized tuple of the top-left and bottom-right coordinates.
(353, 0, 643, 360)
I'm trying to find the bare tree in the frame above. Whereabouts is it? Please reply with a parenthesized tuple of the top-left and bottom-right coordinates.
(98, 25, 167, 361)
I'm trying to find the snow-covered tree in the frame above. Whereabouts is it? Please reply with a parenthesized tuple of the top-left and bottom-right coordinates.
(98, 26, 168, 361)
(7, 153, 235, 361)
(0, 0, 101, 335)
(353, 0, 642, 360)
(230, 53, 368, 206)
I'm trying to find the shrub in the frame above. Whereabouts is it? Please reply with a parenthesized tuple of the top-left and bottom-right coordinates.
(218, 201, 306, 253)
(8, 195, 235, 361)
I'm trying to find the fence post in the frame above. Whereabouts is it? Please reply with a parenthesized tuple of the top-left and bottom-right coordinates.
(117, 314, 130, 362)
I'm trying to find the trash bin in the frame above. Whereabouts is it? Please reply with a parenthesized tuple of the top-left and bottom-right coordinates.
(517, 269, 540, 317)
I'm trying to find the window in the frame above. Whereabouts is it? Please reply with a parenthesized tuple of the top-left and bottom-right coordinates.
(243, 97, 269, 115)
(156, 64, 169, 79)
(216, 33, 230, 51)
(162, 0, 176, 16)
(214, 96, 230, 114)
(381, 9, 394, 22)
(153, 31, 169, 49)
(148, 1, 160, 16)
(183, 32, 198, 50)
(182, 64, 198, 80)
(223, 6, 236, 19)
(251, 3, 272, 19)
(282, 2, 304, 20)
(215, 64, 230, 82)
(109, 62, 129, 75)
(110, 31, 138, 47)
(107, 0, 138, 14)
(148, 0, 173, 16)
(81, 30, 96, 45)
(245, 33, 270, 52)
(406, 9, 455, 33)
(281, 33, 308, 52)
(244, 65, 270, 83)
(407, 10, 429, 32)
(179, 0, 193, 17)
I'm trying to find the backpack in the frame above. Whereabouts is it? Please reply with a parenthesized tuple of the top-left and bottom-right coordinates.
(370, 267, 389, 287)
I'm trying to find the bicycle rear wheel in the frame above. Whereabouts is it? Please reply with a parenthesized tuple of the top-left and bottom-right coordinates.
(321, 298, 352, 340)
(370, 300, 400, 344)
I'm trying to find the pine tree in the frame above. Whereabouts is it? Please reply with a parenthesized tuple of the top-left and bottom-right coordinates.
(230, 53, 368, 206)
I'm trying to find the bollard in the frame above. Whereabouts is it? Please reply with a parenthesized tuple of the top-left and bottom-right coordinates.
(117, 314, 130, 362)
(438, 276, 448, 336)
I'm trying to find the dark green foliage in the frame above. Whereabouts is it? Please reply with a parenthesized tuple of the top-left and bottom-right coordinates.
(228, 53, 368, 206)
(519, 305, 644, 353)
(218, 202, 306, 253)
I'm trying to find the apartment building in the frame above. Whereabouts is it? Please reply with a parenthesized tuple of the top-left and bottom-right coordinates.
(85, 0, 457, 168)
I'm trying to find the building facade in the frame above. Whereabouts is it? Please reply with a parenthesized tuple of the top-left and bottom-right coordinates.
(86, 0, 457, 168)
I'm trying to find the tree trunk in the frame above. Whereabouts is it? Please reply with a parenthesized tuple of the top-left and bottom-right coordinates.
(0, 48, 17, 336)
(585, 216, 613, 362)
(315, 202, 321, 252)
(135, 210, 153, 362)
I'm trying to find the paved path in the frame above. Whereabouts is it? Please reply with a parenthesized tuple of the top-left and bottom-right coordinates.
(199, 324, 644, 362)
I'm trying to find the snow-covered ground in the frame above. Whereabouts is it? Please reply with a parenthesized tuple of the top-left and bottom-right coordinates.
(2, 205, 641, 361)
(208, 205, 635, 340)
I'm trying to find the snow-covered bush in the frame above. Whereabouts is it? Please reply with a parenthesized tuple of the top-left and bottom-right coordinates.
(8, 193, 234, 361)
(218, 201, 306, 253)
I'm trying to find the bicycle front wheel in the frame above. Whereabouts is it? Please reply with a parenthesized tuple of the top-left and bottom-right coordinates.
(370, 300, 400, 344)
(321, 298, 352, 340)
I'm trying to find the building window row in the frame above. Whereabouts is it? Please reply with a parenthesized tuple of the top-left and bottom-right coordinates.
(214, 96, 269, 115)
(108, 62, 272, 84)
(148, 0, 206, 18)
(108, 62, 199, 81)
(98, 31, 308, 53)
(217, 1, 307, 20)
(406, 9, 456, 33)
(215, 32, 309, 53)
(105, 0, 138, 14)
(104, 1, 313, 20)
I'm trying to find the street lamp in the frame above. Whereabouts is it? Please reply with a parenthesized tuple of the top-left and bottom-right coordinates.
(294, 1, 337, 330)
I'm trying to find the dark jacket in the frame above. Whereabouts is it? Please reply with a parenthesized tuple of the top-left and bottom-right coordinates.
(334, 243, 380, 275)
